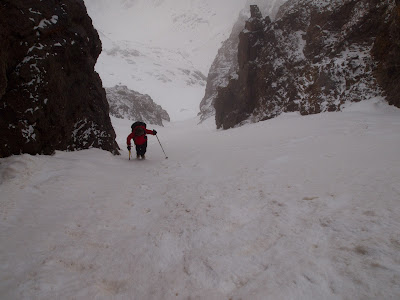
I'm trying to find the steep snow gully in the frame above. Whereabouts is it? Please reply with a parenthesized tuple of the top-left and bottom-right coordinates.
(1, 99, 400, 299)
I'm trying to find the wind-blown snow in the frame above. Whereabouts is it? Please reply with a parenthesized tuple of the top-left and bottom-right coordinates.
(1, 98, 400, 299)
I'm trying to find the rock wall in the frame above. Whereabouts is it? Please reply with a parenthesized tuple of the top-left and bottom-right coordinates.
(106, 85, 170, 126)
(215, 0, 399, 129)
(372, 0, 400, 108)
(199, 0, 286, 123)
(198, 12, 247, 123)
(0, 0, 119, 157)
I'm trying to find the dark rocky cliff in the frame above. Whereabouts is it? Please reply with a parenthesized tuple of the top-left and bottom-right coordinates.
(199, 1, 286, 123)
(0, 0, 119, 157)
(215, 0, 399, 129)
(198, 12, 247, 123)
(372, 0, 400, 109)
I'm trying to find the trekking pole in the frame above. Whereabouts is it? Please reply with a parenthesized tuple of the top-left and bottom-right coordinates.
(129, 149, 131, 160)
(156, 135, 168, 159)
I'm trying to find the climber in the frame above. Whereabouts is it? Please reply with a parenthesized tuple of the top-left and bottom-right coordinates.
(127, 121, 157, 159)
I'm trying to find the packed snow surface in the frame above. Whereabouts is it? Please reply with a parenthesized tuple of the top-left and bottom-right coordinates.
(1, 98, 400, 299)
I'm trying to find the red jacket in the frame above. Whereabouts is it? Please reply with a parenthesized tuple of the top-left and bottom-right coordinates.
(127, 126, 155, 146)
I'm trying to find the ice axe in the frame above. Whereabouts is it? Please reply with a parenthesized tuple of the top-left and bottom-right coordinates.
(156, 135, 168, 159)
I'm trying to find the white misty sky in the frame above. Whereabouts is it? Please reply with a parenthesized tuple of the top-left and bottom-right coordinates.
(83, 0, 251, 70)
(83, 0, 287, 71)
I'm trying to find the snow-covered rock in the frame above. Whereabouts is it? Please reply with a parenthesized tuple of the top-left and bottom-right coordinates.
(214, 0, 400, 129)
(0, 0, 119, 157)
(199, 0, 287, 122)
(106, 85, 170, 126)
(198, 13, 246, 123)
(371, 0, 400, 109)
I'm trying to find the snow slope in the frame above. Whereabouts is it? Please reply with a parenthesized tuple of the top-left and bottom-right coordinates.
(1, 98, 400, 299)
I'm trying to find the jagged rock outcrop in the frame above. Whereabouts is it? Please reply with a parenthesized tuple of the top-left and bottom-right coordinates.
(106, 85, 170, 126)
(0, 0, 119, 157)
(198, 0, 286, 123)
(198, 13, 247, 123)
(372, 0, 400, 108)
(215, 0, 400, 129)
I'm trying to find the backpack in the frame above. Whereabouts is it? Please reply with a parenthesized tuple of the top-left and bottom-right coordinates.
(131, 121, 146, 136)
(135, 127, 145, 136)
(131, 121, 146, 131)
